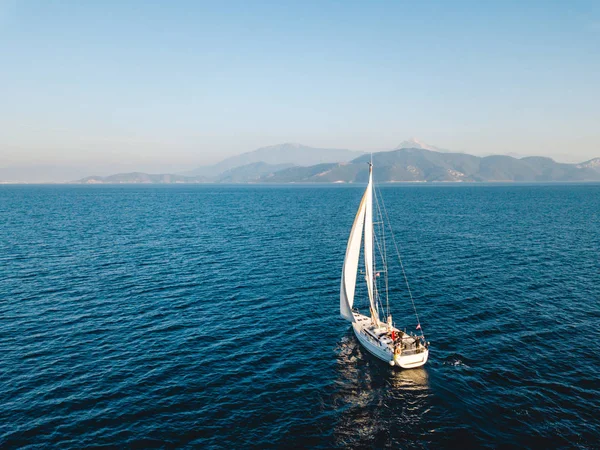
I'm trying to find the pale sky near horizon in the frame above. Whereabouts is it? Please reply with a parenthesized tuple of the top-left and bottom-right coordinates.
(1, 0, 599, 170)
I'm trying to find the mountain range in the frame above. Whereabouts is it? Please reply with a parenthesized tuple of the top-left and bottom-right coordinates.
(70, 141, 600, 184)
(183, 142, 363, 178)
(258, 150, 600, 183)
(3, 140, 596, 184)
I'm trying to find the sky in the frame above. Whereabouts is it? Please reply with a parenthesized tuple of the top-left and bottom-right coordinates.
(1, 0, 599, 173)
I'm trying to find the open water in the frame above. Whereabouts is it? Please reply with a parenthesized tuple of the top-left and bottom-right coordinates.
(1, 184, 599, 449)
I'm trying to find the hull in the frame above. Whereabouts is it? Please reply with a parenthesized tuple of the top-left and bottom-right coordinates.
(352, 313, 428, 369)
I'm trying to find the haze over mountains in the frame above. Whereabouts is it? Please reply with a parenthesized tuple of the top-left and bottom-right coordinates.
(183, 143, 363, 178)
(66, 139, 600, 185)
(77, 173, 210, 184)
(2, 139, 599, 184)
(0, 162, 189, 184)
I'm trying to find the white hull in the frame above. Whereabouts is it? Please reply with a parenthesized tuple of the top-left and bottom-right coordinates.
(351, 312, 428, 369)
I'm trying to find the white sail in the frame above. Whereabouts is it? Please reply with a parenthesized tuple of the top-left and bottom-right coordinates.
(340, 189, 368, 322)
(364, 164, 378, 324)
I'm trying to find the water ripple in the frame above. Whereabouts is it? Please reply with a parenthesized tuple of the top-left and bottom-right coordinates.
(1, 184, 599, 448)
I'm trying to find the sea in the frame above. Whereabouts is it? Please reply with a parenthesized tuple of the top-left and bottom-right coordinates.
(1, 183, 599, 449)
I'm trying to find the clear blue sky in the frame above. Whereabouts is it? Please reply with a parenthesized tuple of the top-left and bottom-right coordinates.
(1, 0, 599, 169)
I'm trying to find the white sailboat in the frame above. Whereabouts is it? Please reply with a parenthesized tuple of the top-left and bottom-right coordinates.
(340, 161, 429, 369)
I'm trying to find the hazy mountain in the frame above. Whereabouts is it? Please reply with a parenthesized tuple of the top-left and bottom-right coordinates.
(577, 158, 600, 172)
(394, 138, 449, 153)
(0, 165, 102, 183)
(0, 163, 190, 183)
(258, 148, 600, 183)
(185, 143, 364, 178)
(217, 162, 295, 183)
(75, 173, 207, 184)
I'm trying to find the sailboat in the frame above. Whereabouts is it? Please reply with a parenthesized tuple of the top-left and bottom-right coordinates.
(340, 161, 429, 369)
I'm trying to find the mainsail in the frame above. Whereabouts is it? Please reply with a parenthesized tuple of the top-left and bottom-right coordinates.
(340, 162, 379, 324)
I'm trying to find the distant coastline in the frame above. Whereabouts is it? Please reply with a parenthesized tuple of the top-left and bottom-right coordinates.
(68, 146, 600, 184)
(2, 141, 599, 184)
(3, 180, 600, 187)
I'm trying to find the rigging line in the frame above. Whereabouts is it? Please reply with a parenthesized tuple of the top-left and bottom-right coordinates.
(376, 185, 425, 337)
(373, 194, 387, 319)
(367, 207, 379, 322)
(372, 214, 389, 318)
(373, 226, 386, 271)
(373, 186, 390, 318)
(368, 177, 378, 321)
(372, 276, 385, 322)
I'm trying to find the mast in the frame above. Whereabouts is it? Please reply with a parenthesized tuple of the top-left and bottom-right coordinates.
(364, 161, 379, 325)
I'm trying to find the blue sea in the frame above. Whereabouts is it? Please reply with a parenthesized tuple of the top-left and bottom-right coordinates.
(1, 184, 599, 449)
